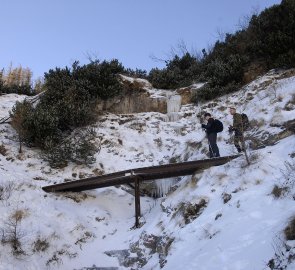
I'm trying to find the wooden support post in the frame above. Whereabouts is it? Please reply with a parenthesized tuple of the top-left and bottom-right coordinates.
(134, 176, 141, 228)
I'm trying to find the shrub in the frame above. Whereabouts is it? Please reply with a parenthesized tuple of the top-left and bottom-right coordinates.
(148, 53, 202, 89)
(0, 144, 7, 156)
(122, 68, 147, 79)
(149, 0, 295, 100)
(271, 184, 289, 198)
(192, 81, 240, 102)
(10, 59, 122, 166)
(284, 216, 295, 240)
(10, 101, 35, 152)
(1, 209, 27, 256)
(71, 59, 124, 100)
(32, 237, 50, 252)
(43, 127, 99, 168)
(0, 181, 15, 203)
(0, 66, 35, 95)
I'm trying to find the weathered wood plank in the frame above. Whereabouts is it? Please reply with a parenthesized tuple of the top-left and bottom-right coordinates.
(42, 155, 240, 193)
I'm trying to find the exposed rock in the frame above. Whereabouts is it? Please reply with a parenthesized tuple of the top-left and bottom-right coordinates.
(105, 250, 140, 268)
(222, 193, 232, 204)
(120, 75, 153, 91)
(130, 232, 174, 269)
(171, 198, 208, 227)
(95, 75, 167, 114)
(96, 91, 167, 114)
(284, 119, 295, 134)
(95, 76, 199, 115)
(176, 83, 205, 105)
(246, 123, 294, 150)
(176, 87, 192, 105)
(105, 232, 174, 269)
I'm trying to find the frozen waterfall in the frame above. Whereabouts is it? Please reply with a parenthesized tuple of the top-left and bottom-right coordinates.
(152, 93, 182, 197)
(153, 178, 178, 198)
(166, 94, 181, 122)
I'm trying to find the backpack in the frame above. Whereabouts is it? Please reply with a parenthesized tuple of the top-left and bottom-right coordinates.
(241, 113, 250, 130)
(213, 119, 223, 133)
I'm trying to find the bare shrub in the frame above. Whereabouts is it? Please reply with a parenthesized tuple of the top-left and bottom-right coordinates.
(169, 155, 181, 164)
(281, 160, 295, 190)
(1, 209, 28, 256)
(46, 249, 77, 267)
(284, 94, 295, 111)
(0, 144, 7, 156)
(240, 151, 261, 168)
(271, 160, 295, 199)
(128, 120, 146, 133)
(267, 236, 295, 270)
(250, 118, 265, 128)
(284, 216, 295, 240)
(46, 253, 63, 267)
(32, 237, 50, 252)
(0, 181, 15, 204)
(269, 81, 280, 101)
(75, 231, 94, 249)
(172, 199, 208, 226)
(154, 137, 163, 148)
(271, 185, 289, 198)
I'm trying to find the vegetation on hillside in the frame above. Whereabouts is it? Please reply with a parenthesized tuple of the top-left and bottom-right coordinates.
(10, 59, 125, 166)
(0, 65, 35, 96)
(148, 0, 295, 101)
(8, 0, 295, 166)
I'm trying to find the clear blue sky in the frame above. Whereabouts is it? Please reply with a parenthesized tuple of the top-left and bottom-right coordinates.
(0, 0, 281, 80)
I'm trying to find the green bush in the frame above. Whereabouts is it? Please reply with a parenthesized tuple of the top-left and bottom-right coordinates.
(10, 101, 35, 148)
(192, 81, 240, 102)
(1, 84, 34, 96)
(10, 59, 123, 166)
(122, 68, 147, 79)
(71, 59, 124, 100)
(43, 128, 98, 168)
(148, 53, 202, 89)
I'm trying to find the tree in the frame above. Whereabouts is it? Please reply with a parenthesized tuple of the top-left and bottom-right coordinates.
(10, 101, 34, 153)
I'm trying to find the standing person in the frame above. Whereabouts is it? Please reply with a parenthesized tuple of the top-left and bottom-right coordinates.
(228, 107, 245, 153)
(201, 113, 221, 158)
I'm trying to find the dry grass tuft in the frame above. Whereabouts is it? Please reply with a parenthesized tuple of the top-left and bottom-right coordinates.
(0, 144, 7, 156)
(284, 216, 295, 240)
(271, 185, 289, 198)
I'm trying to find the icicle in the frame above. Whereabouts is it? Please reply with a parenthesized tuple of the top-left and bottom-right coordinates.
(166, 94, 181, 122)
(153, 178, 178, 197)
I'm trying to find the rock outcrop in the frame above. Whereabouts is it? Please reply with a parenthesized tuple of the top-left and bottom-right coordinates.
(96, 75, 168, 114)
(95, 75, 201, 115)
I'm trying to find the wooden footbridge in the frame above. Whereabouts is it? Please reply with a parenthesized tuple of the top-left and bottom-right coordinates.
(42, 155, 240, 227)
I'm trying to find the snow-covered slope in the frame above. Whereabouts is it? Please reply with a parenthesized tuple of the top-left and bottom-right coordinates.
(0, 69, 294, 270)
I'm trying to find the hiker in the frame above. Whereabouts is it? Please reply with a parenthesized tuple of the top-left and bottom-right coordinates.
(201, 113, 221, 158)
(228, 107, 246, 153)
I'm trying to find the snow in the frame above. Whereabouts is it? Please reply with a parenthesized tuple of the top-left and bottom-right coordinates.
(0, 69, 295, 270)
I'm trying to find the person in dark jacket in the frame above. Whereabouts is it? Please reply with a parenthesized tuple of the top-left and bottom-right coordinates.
(201, 113, 220, 158)
(229, 107, 245, 153)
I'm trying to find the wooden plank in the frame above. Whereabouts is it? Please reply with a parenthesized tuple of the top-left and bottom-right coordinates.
(42, 155, 240, 193)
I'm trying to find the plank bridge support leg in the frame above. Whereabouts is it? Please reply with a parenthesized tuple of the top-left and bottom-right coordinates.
(134, 176, 142, 228)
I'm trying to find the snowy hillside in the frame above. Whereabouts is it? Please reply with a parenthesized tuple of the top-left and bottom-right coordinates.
(0, 69, 295, 270)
